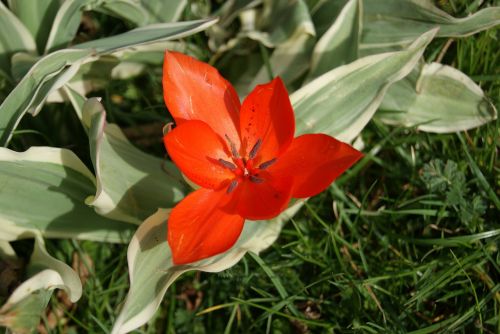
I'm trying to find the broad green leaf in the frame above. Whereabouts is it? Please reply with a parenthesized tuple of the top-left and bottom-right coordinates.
(217, 38, 267, 94)
(248, 29, 316, 93)
(291, 28, 437, 142)
(74, 18, 218, 54)
(7, 0, 60, 53)
(97, 0, 188, 25)
(111, 201, 304, 334)
(82, 98, 187, 223)
(377, 62, 498, 132)
(213, 0, 258, 27)
(0, 49, 91, 145)
(10, 51, 39, 81)
(0, 233, 81, 333)
(361, 0, 500, 54)
(0, 18, 218, 146)
(44, 0, 193, 53)
(44, 0, 90, 53)
(0, 2, 36, 77)
(94, 0, 149, 26)
(0, 146, 133, 242)
(56, 56, 120, 101)
(242, 0, 316, 94)
(310, 0, 349, 37)
(138, 0, 188, 23)
(246, 0, 315, 47)
(206, 0, 259, 51)
(306, 0, 362, 82)
(47, 56, 120, 103)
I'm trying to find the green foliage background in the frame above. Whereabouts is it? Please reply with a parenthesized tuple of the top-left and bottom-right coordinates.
(1, 0, 499, 333)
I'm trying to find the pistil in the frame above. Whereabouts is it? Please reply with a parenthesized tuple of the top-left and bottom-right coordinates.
(218, 136, 277, 193)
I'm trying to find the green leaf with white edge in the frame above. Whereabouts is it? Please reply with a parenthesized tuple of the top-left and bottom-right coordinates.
(0, 233, 81, 333)
(246, 0, 315, 47)
(82, 98, 187, 223)
(94, 0, 149, 26)
(0, 240, 16, 259)
(0, 48, 91, 146)
(74, 18, 218, 54)
(247, 29, 316, 94)
(7, 0, 60, 53)
(206, 0, 260, 51)
(306, 0, 362, 82)
(0, 146, 133, 242)
(10, 51, 39, 81)
(361, 0, 500, 55)
(292, 28, 437, 142)
(0, 1, 36, 77)
(209, 0, 255, 27)
(310, 0, 349, 37)
(111, 201, 304, 334)
(44, 0, 197, 53)
(377, 62, 497, 132)
(49, 55, 120, 103)
(44, 0, 91, 53)
(0, 18, 218, 147)
(241, 0, 316, 95)
(96, 0, 188, 25)
(138, 0, 188, 23)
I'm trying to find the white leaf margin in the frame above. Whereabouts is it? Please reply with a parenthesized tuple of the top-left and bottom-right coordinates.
(379, 62, 498, 132)
(415, 62, 497, 132)
(0, 1, 36, 54)
(0, 232, 82, 312)
(292, 28, 438, 141)
(0, 146, 95, 238)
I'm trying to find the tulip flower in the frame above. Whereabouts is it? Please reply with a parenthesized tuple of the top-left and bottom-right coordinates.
(163, 51, 362, 264)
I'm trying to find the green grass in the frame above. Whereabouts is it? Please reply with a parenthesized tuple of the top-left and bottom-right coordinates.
(2, 0, 499, 333)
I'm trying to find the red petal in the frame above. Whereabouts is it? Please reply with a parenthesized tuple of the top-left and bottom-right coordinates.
(164, 120, 234, 189)
(163, 51, 241, 146)
(239, 77, 295, 164)
(269, 134, 363, 198)
(168, 188, 244, 264)
(233, 171, 293, 220)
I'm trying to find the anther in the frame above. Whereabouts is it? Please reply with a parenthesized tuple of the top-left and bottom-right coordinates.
(249, 175, 264, 183)
(227, 180, 239, 193)
(248, 139, 262, 160)
(258, 158, 277, 170)
(225, 134, 240, 158)
(218, 158, 237, 170)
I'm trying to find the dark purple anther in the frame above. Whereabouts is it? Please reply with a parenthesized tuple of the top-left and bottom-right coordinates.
(218, 159, 237, 170)
(225, 134, 240, 158)
(248, 139, 262, 160)
(258, 158, 277, 170)
(227, 179, 239, 193)
(249, 175, 264, 183)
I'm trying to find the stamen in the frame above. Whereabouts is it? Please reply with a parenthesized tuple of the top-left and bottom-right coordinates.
(225, 134, 240, 158)
(249, 175, 264, 183)
(248, 139, 262, 160)
(218, 158, 237, 170)
(258, 158, 277, 170)
(227, 180, 239, 193)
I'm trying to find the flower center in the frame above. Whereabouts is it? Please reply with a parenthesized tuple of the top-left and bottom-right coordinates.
(218, 136, 277, 193)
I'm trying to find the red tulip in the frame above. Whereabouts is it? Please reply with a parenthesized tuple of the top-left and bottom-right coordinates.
(163, 51, 362, 264)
